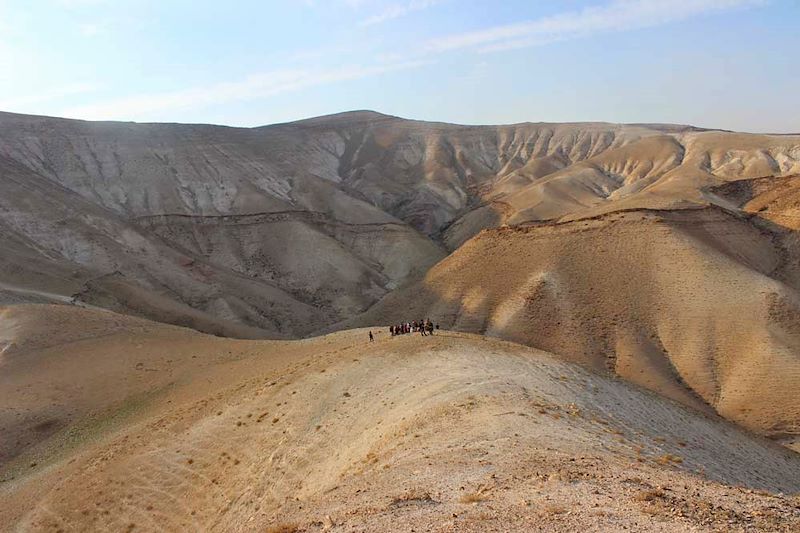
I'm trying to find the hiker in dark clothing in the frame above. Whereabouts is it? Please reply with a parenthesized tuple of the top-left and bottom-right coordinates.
(426, 321, 434, 335)
(369, 331, 374, 342)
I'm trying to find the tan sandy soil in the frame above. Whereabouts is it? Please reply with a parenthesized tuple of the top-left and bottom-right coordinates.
(344, 206, 800, 450)
(2, 305, 800, 532)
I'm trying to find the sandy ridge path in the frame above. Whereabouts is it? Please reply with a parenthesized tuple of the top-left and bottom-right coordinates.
(2, 307, 800, 531)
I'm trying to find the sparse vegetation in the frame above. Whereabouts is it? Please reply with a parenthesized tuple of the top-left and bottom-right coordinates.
(541, 503, 568, 515)
(459, 492, 488, 504)
(634, 489, 665, 502)
(265, 523, 299, 533)
(655, 454, 683, 466)
(389, 489, 437, 508)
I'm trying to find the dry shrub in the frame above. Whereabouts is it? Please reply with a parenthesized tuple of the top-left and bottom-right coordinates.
(459, 492, 488, 504)
(364, 452, 378, 464)
(541, 503, 568, 515)
(655, 454, 683, 466)
(389, 489, 436, 508)
(548, 470, 572, 483)
(640, 505, 664, 517)
(634, 489, 665, 502)
(265, 524, 299, 533)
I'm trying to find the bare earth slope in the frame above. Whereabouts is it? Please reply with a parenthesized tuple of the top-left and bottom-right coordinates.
(1, 111, 799, 336)
(2, 305, 800, 532)
(5, 111, 800, 489)
(346, 206, 800, 450)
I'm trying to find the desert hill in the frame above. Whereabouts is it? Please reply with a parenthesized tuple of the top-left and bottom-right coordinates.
(2, 305, 800, 532)
(1, 110, 799, 337)
(4, 110, 800, 502)
(345, 204, 800, 449)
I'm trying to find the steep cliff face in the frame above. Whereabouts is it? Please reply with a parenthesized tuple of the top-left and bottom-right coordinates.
(1, 110, 799, 336)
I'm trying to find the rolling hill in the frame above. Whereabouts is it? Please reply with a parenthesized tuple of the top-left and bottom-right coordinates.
(2, 305, 799, 532)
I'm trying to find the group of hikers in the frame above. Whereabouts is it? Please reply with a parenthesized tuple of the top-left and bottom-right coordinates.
(367, 319, 439, 342)
(391, 319, 437, 336)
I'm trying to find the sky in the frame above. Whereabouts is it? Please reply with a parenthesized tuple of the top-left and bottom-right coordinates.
(0, 0, 797, 132)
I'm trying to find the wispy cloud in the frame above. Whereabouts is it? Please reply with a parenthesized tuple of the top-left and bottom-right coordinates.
(0, 82, 100, 111)
(59, 60, 428, 121)
(425, 0, 765, 53)
(360, 0, 442, 26)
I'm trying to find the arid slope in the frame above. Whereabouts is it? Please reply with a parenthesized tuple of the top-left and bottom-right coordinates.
(2, 305, 800, 532)
(347, 206, 800, 449)
(1, 111, 799, 335)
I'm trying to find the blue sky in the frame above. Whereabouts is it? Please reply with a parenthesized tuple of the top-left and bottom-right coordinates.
(0, 0, 797, 132)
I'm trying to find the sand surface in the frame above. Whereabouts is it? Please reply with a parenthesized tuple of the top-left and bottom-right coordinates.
(2, 305, 800, 532)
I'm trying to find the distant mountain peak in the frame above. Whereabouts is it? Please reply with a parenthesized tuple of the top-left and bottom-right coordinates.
(266, 109, 399, 129)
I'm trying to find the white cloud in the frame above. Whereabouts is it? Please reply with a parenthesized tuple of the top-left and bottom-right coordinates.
(360, 0, 442, 26)
(59, 60, 429, 121)
(425, 0, 765, 53)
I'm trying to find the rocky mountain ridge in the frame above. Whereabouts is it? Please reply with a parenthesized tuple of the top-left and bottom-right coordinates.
(1, 110, 799, 339)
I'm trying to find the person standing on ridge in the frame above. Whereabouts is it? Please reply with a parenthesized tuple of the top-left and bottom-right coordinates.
(369, 331, 374, 342)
